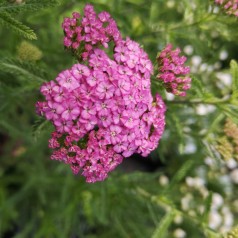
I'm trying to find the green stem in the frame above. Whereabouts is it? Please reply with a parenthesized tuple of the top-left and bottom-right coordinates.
(169, 14, 213, 31)
(164, 98, 230, 105)
(203, 113, 225, 139)
(151, 13, 216, 35)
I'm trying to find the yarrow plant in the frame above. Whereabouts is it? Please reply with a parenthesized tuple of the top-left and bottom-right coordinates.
(36, 4, 168, 183)
(156, 44, 191, 97)
(215, 0, 238, 16)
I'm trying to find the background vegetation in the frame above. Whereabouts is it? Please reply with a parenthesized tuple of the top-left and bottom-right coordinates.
(1, 0, 238, 237)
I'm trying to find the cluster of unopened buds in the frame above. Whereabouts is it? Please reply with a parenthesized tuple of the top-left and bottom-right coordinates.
(224, 226, 238, 238)
(36, 4, 168, 183)
(156, 44, 191, 97)
(215, 0, 238, 16)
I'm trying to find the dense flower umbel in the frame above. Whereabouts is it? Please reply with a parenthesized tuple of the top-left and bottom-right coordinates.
(156, 44, 191, 97)
(62, 4, 122, 59)
(215, 0, 238, 17)
(36, 4, 166, 183)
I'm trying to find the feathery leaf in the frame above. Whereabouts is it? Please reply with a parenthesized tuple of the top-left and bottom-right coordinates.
(0, 58, 47, 83)
(165, 159, 196, 192)
(0, 0, 60, 14)
(201, 192, 213, 224)
(0, 11, 36, 39)
(230, 60, 238, 99)
(151, 210, 176, 238)
(32, 117, 51, 141)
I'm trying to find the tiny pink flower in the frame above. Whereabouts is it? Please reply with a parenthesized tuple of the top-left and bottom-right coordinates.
(121, 110, 139, 129)
(96, 81, 115, 99)
(157, 44, 191, 97)
(105, 125, 122, 145)
(61, 102, 80, 120)
(215, 0, 238, 16)
(54, 119, 73, 133)
(56, 70, 80, 91)
(44, 101, 64, 121)
(81, 102, 96, 119)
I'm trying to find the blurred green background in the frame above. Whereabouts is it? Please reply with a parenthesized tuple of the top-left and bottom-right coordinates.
(1, 0, 238, 237)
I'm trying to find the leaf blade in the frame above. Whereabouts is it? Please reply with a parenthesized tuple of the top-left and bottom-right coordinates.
(0, 58, 47, 83)
(151, 210, 176, 238)
(231, 60, 238, 92)
(0, 0, 60, 14)
(0, 11, 37, 40)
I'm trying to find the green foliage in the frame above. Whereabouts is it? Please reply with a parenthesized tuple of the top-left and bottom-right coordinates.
(32, 117, 51, 141)
(1, 0, 238, 237)
(151, 210, 176, 238)
(230, 60, 238, 101)
(0, 0, 60, 39)
(201, 192, 213, 224)
(0, 58, 47, 83)
(0, 11, 36, 39)
(164, 159, 196, 193)
(0, 0, 60, 14)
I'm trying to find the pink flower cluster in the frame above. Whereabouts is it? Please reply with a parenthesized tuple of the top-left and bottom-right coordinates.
(156, 44, 191, 97)
(215, 0, 238, 17)
(62, 4, 121, 59)
(36, 4, 166, 183)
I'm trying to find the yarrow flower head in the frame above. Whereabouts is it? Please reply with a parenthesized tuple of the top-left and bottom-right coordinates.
(36, 4, 166, 183)
(62, 4, 122, 59)
(215, 0, 238, 17)
(156, 44, 191, 97)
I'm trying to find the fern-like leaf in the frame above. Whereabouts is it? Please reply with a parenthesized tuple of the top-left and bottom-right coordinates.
(201, 192, 213, 224)
(32, 117, 51, 141)
(164, 159, 196, 193)
(0, 58, 47, 83)
(0, 0, 60, 14)
(189, 76, 205, 98)
(169, 113, 185, 154)
(230, 60, 238, 98)
(219, 104, 238, 125)
(0, 11, 36, 39)
(151, 210, 176, 238)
